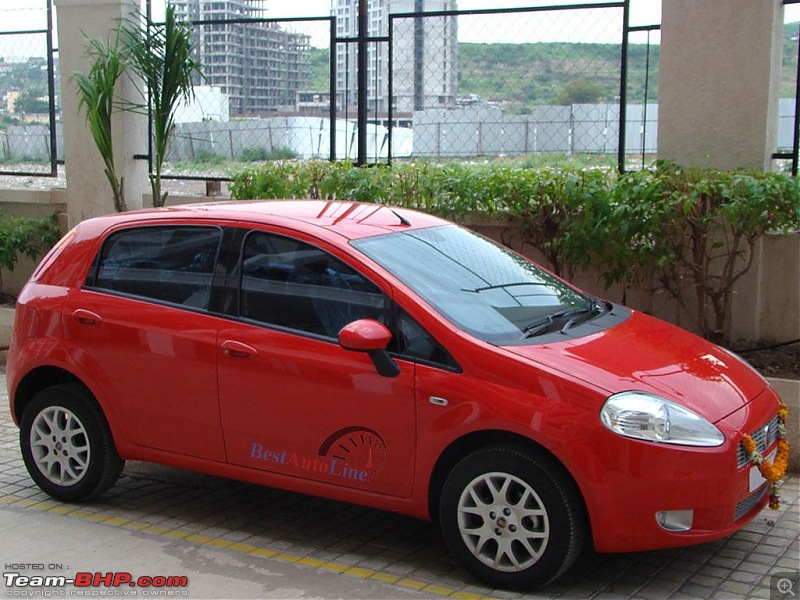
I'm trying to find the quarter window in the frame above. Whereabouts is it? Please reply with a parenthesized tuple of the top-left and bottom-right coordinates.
(240, 231, 386, 338)
(89, 226, 222, 310)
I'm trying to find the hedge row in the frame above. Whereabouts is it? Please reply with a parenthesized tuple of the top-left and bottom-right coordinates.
(0, 212, 61, 293)
(231, 160, 800, 341)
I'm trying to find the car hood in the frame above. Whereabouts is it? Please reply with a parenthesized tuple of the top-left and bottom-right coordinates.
(502, 310, 767, 423)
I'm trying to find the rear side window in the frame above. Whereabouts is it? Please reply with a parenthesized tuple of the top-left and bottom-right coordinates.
(88, 226, 222, 310)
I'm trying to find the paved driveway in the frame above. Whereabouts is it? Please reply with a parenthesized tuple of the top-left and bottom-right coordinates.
(1, 374, 797, 599)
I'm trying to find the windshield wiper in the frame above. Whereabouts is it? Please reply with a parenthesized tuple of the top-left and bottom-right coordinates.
(462, 282, 548, 293)
(523, 300, 604, 338)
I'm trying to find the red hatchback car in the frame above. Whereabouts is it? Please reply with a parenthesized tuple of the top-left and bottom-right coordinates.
(8, 201, 784, 589)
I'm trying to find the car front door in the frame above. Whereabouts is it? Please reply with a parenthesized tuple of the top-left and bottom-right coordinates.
(217, 229, 416, 497)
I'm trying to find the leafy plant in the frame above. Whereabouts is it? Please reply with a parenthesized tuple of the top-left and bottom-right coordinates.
(0, 213, 61, 292)
(121, 4, 203, 207)
(622, 162, 800, 342)
(73, 32, 127, 212)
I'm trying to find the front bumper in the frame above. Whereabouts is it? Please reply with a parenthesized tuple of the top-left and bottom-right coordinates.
(566, 386, 782, 553)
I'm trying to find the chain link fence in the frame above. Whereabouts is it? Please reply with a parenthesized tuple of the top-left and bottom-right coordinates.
(158, 1, 665, 175)
(0, 0, 58, 176)
(163, 12, 334, 179)
(388, 5, 625, 163)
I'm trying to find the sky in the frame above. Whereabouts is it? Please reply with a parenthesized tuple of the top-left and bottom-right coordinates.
(0, 0, 663, 42)
(2, 0, 800, 56)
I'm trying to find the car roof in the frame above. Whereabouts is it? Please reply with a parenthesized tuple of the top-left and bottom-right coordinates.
(96, 200, 447, 240)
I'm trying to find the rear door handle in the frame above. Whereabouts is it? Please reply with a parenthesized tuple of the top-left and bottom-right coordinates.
(72, 309, 102, 325)
(221, 340, 257, 359)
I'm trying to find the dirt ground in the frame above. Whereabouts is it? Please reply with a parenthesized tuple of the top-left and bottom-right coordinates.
(734, 343, 799, 380)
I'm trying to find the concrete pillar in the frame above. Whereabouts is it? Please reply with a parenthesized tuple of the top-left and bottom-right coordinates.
(55, 0, 148, 226)
(658, 0, 783, 170)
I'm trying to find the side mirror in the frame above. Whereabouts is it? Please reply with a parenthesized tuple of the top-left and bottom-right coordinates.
(338, 319, 400, 378)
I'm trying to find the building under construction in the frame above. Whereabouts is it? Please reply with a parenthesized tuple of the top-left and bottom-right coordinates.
(173, 0, 311, 116)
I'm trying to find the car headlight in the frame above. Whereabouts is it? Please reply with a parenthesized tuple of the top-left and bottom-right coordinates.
(600, 391, 724, 447)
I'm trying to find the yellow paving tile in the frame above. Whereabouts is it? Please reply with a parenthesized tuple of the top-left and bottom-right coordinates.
(163, 529, 190, 540)
(396, 578, 427, 591)
(297, 557, 325, 568)
(344, 567, 376, 579)
(370, 572, 401, 584)
(228, 542, 259, 554)
(318, 562, 349, 573)
(422, 583, 456, 596)
(275, 553, 301, 563)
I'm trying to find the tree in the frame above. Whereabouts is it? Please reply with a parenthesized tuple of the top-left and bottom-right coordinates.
(555, 78, 603, 105)
(14, 88, 50, 114)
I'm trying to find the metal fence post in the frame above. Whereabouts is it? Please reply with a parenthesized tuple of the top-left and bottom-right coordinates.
(357, 0, 367, 165)
(46, 0, 57, 175)
(330, 17, 337, 162)
(618, 0, 630, 172)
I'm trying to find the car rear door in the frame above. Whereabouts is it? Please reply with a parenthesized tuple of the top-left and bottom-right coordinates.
(62, 224, 227, 461)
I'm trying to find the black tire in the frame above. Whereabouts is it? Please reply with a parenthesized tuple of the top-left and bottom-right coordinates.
(19, 384, 124, 502)
(439, 445, 586, 590)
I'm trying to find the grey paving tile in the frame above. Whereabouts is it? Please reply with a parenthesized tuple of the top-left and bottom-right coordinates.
(675, 582, 714, 598)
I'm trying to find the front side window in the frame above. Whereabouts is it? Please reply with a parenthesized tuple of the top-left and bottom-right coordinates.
(90, 226, 222, 310)
(240, 231, 386, 338)
(353, 225, 598, 344)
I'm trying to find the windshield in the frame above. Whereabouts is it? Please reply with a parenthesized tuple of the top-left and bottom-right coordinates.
(352, 225, 592, 344)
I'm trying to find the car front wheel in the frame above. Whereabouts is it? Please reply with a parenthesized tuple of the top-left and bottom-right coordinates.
(439, 446, 586, 590)
(20, 384, 124, 502)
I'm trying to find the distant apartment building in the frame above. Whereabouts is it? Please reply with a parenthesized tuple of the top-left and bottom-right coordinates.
(333, 0, 458, 114)
(173, 0, 311, 115)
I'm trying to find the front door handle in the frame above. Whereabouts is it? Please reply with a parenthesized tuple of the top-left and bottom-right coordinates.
(221, 340, 257, 359)
(72, 309, 102, 325)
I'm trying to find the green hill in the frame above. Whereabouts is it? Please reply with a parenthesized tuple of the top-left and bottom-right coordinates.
(309, 41, 659, 112)
(309, 24, 800, 112)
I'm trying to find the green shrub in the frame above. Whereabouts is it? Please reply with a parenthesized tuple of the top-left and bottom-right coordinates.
(0, 213, 62, 292)
(230, 160, 800, 341)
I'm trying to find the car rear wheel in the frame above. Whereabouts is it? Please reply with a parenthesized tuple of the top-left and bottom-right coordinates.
(20, 384, 124, 502)
(439, 446, 586, 590)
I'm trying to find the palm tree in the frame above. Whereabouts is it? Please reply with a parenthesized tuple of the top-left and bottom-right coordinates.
(73, 33, 127, 212)
(122, 4, 202, 207)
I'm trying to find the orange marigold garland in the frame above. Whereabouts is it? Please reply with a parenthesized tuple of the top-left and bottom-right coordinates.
(742, 403, 790, 510)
